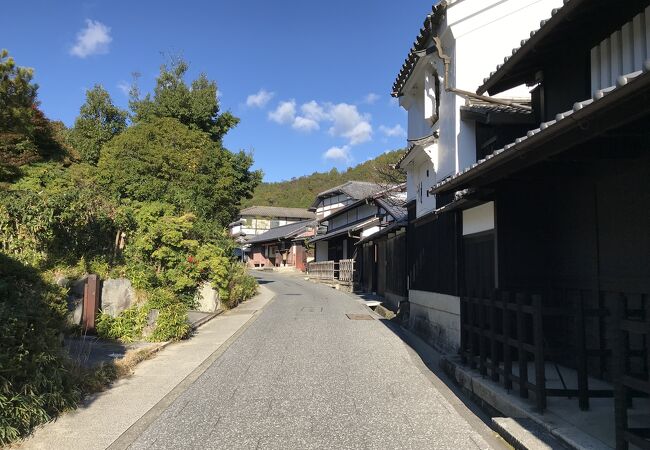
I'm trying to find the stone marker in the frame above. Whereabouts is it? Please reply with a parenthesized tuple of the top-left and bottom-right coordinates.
(101, 278, 136, 317)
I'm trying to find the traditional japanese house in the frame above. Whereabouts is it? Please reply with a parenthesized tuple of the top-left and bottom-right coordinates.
(245, 220, 315, 271)
(427, 1, 650, 447)
(309, 181, 384, 220)
(309, 186, 405, 282)
(356, 202, 408, 309)
(229, 206, 315, 244)
(392, 0, 563, 353)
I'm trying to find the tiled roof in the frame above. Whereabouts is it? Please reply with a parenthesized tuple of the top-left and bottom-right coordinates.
(396, 132, 438, 170)
(477, 0, 580, 95)
(246, 220, 315, 244)
(239, 206, 315, 220)
(375, 197, 407, 222)
(311, 181, 384, 208)
(309, 217, 380, 243)
(432, 63, 650, 194)
(460, 102, 532, 116)
(391, 2, 447, 97)
(356, 219, 407, 246)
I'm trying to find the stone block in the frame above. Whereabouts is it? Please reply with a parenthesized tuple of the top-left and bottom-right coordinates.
(195, 282, 221, 313)
(67, 296, 83, 326)
(101, 278, 136, 317)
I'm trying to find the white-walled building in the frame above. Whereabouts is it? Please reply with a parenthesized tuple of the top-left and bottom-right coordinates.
(393, 0, 564, 352)
(229, 206, 315, 244)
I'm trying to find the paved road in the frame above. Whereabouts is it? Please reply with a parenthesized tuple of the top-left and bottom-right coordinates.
(122, 273, 503, 449)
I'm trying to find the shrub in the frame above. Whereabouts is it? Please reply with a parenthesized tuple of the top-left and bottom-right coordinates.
(219, 262, 258, 309)
(0, 254, 80, 446)
(96, 288, 189, 343)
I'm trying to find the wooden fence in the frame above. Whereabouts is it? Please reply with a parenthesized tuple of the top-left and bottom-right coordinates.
(308, 259, 355, 283)
(307, 261, 335, 280)
(460, 288, 650, 450)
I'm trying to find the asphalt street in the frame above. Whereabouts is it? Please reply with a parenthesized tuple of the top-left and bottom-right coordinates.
(122, 272, 504, 449)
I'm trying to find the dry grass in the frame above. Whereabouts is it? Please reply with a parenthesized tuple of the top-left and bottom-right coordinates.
(74, 344, 163, 396)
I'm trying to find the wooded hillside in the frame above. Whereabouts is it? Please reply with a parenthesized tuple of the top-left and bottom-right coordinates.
(243, 149, 406, 208)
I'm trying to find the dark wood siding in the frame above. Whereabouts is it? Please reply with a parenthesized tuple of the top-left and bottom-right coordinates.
(408, 211, 459, 296)
(385, 233, 407, 297)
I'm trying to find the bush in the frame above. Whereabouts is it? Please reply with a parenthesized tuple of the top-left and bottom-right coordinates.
(0, 254, 80, 446)
(220, 262, 258, 309)
(96, 288, 189, 343)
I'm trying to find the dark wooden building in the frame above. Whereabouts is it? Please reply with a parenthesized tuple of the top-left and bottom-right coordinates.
(429, 2, 650, 448)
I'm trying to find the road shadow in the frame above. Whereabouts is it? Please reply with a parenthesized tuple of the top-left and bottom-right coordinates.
(371, 309, 507, 448)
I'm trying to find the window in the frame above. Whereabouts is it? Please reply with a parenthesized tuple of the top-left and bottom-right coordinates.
(424, 70, 440, 125)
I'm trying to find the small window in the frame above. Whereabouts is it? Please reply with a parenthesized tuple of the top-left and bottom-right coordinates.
(426, 169, 429, 177)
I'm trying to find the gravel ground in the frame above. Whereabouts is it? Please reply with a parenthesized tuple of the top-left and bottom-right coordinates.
(126, 272, 503, 450)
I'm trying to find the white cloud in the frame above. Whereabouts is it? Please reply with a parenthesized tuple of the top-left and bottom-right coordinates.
(327, 103, 372, 145)
(117, 81, 130, 96)
(70, 19, 112, 58)
(268, 100, 296, 124)
(269, 99, 373, 145)
(379, 124, 406, 137)
(292, 116, 320, 132)
(301, 100, 328, 121)
(323, 145, 352, 164)
(363, 93, 380, 104)
(246, 89, 274, 108)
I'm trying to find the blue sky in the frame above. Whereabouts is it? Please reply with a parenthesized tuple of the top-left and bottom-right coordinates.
(1, 1, 435, 182)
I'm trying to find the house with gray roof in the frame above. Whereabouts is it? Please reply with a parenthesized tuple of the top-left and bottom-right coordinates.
(229, 206, 315, 244)
(309, 181, 384, 220)
(245, 219, 316, 271)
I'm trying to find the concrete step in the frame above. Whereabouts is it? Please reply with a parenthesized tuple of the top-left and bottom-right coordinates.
(492, 417, 570, 450)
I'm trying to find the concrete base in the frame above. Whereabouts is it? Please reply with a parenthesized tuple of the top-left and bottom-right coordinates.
(408, 290, 461, 354)
(441, 356, 619, 450)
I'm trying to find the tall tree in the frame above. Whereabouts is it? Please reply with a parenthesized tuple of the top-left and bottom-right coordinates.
(68, 85, 127, 165)
(130, 57, 238, 142)
(0, 49, 68, 183)
(97, 117, 261, 232)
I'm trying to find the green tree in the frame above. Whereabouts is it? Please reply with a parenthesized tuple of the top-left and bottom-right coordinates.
(97, 117, 261, 232)
(68, 85, 127, 164)
(129, 57, 238, 141)
(0, 50, 68, 183)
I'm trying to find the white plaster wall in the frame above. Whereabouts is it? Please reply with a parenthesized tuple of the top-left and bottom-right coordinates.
(462, 201, 495, 236)
(449, 0, 565, 95)
(361, 225, 380, 238)
(403, 0, 565, 185)
(408, 289, 461, 353)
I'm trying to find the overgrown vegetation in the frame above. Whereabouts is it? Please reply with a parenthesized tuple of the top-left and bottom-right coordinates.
(0, 254, 79, 446)
(0, 50, 260, 444)
(242, 149, 406, 208)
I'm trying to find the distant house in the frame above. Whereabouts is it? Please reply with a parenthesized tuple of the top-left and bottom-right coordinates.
(245, 220, 315, 271)
(310, 185, 406, 267)
(309, 181, 385, 220)
(229, 206, 315, 244)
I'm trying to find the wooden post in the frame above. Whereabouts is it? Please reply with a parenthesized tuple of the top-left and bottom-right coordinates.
(614, 293, 629, 450)
(575, 290, 589, 411)
(516, 293, 528, 399)
(479, 295, 488, 377)
(468, 294, 477, 369)
(490, 290, 500, 382)
(502, 291, 513, 390)
(460, 297, 467, 364)
(533, 294, 546, 412)
(82, 275, 100, 333)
